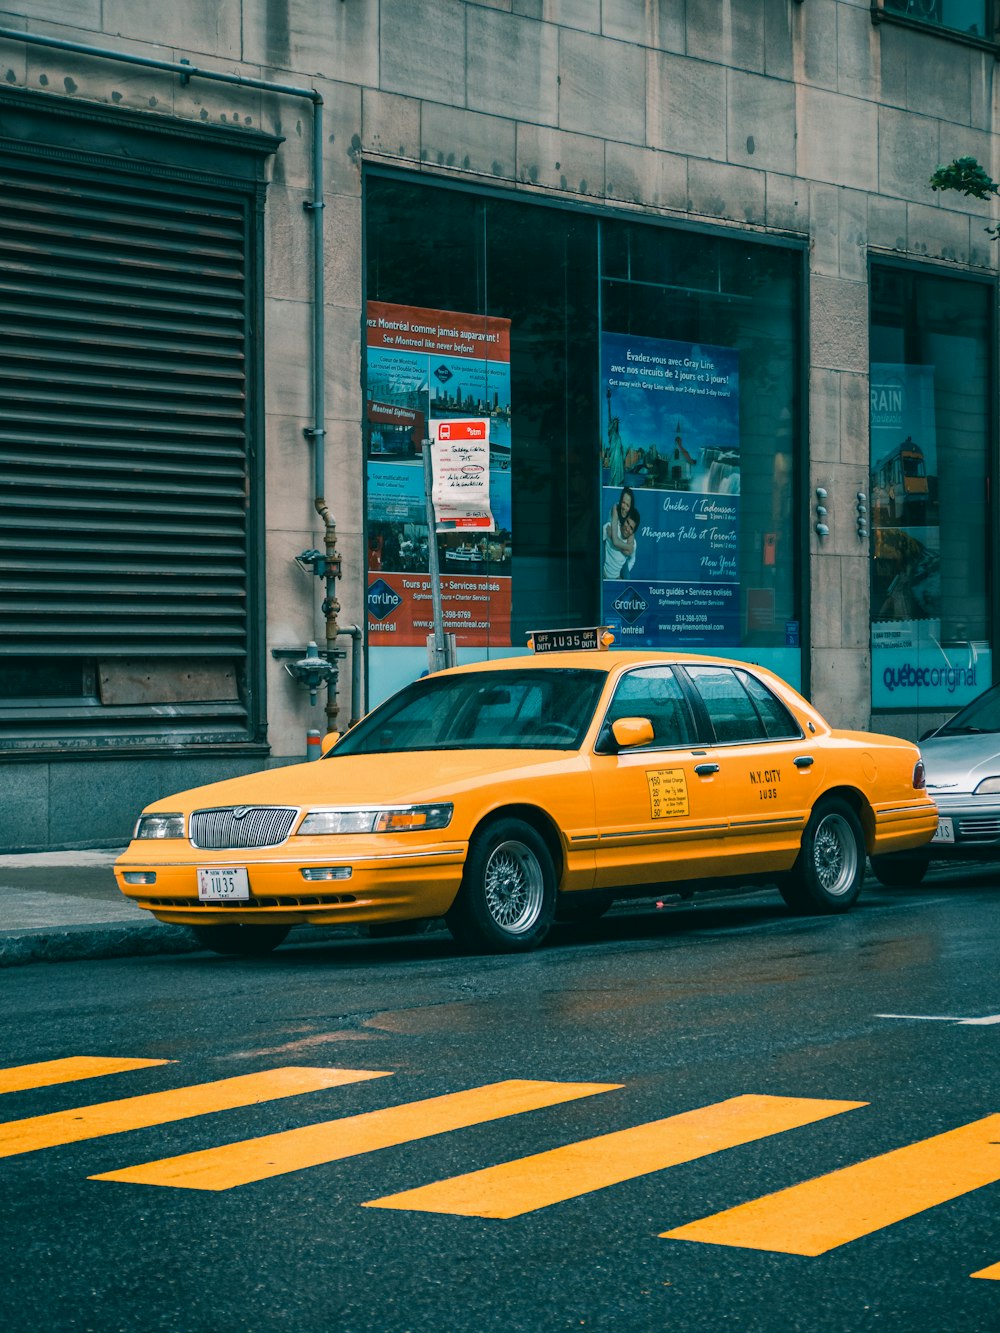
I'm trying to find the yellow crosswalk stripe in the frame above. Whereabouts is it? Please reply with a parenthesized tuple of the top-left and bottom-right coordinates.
(663, 1113, 1000, 1256)
(363, 1093, 866, 1218)
(0, 1057, 170, 1095)
(971, 1262, 1000, 1281)
(0, 1067, 389, 1159)
(92, 1079, 621, 1191)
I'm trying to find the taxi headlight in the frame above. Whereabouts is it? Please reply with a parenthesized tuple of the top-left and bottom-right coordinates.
(297, 804, 454, 835)
(134, 813, 185, 840)
(973, 777, 1000, 795)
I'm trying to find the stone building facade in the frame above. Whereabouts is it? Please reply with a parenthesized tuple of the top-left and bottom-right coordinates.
(1, 0, 997, 850)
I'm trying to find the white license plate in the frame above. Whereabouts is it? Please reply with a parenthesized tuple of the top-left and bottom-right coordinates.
(197, 867, 250, 901)
(931, 817, 955, 845)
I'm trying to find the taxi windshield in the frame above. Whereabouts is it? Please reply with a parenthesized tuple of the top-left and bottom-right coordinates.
(331, 667, 607, 755)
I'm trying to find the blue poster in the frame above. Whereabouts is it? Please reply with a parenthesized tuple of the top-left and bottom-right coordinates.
(600, 332, 740, 647)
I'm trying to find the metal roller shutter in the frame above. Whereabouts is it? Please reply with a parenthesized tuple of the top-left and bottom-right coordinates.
(0, 144, 264, 751)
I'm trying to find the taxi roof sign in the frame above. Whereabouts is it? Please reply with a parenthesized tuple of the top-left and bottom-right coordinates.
(527, 627, 615, 653)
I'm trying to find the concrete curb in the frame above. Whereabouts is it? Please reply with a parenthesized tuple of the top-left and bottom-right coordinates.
(0, 921, 200, 968)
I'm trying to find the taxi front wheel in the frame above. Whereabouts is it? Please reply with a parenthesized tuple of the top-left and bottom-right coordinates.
(447, 818, 556, 953)
(779, 798, 864, 915)
(190, 924, 291, 957)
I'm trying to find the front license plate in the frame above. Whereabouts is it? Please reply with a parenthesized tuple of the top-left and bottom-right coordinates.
(930, 817, 955, 845)
(197, 867, 250, 901)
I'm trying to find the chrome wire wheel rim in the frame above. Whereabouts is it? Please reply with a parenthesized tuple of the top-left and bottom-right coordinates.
(483, 839, 544, 934)
(813, 813, 858, 897)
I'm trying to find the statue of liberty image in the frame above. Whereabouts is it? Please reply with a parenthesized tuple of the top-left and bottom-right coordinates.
(606, 389, 625, 487)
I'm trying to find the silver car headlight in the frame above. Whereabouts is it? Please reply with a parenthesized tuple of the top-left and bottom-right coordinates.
(134, 813, 185, 840)
(296, 804, 454, 835)
(973, 777, 1000, 795)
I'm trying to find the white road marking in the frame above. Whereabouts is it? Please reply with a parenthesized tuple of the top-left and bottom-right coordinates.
(877, 1013, 1000, 1026)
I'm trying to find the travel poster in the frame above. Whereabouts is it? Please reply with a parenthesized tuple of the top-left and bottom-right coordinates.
(869, 364, 978, 708)
(366, 302, 512, 647)
(600, 332, 740, 647)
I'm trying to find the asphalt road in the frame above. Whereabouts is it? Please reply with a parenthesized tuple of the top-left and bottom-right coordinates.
(2, 872, 1000, 1332)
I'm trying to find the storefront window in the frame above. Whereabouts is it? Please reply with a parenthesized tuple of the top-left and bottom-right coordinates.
(869, 265, 992, 715)
(364, 175, 802, 703)
(882, 1, 992, 40)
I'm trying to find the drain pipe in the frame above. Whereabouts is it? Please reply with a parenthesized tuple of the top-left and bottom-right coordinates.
(0, 26, 342, 727)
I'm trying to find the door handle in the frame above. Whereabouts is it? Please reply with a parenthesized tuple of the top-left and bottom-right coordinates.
(694, 762, 720, 776)
(794, 755, 815, 768)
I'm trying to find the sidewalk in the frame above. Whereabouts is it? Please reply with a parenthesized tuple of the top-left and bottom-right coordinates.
(0, 848, 200, 968)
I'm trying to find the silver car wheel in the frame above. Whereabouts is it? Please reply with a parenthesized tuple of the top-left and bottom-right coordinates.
(812, 812, 858, 897)
(483, 839, 545, 935)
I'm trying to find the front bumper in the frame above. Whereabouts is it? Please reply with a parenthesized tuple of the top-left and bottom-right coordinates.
(924, 795, 1000, 858)
(114, 837, 468, 927)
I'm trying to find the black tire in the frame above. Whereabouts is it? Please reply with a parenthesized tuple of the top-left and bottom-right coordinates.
(446, 817, 556, 953)
(869, 852, 930, 888)
(190, 923, 290, 957)
(779, 797, 865, 915)
(555, 892, 613, 925)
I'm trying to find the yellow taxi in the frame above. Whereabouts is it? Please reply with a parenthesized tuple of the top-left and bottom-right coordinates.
(114, 629, 938, 957)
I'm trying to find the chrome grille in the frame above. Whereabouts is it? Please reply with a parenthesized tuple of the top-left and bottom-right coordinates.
(190, 806, 297, 849)
(957, 817, 1000, 841)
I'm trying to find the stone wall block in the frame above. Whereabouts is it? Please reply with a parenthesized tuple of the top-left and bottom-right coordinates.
(836, 0, 880, 101)
(648, 51, 727, 160)
(809, 647, 870, 731)
(839, 554, 870, 648)
(688, 0, 765, 74)
(558, 27, 645, 144)
(361, 89, 421, 165)
(809, 182, 840, 278)
(794, 0, 837, 92)
(323, 193, 363, 310)
(601, 0, 685, 52)
(516, 123, 605, 195)
(104, 0, 241, 60)
(764, 172, 807, 233)
(513, 0, 600, 31)
(50, 760, 169, 845)
(605, 141, 687, 211)
(868, 195, 907, 255)
(264, 296, 312, 417)
(836, 187, 868, 282)
(25, 40, 177, 115)
(325, 304, 362, 424)
(763, 0, 795, 81)
(468, 7, 559, 124)
(810, 275, 867, 374)
(380, 0, 467, 106)
(727, 68, 796, 174)
(796, 86, 877, 191)
(421, 102, 516, 179)
(810, 552, 843, 649)
(265, 186, 312, 303)
(808, 368, 841, 466)
(0, 764, 49, 854)
(687, 157, 765, 225)
(840, 372, 869, 471)
(906, 201, 971, 266)
(0, 25, 28, 88)
(240, 0, 379, 88)
(878, 106, 940, 202)
(262, 413, 318, 533)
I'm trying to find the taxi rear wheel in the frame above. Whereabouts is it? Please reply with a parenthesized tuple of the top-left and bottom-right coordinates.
(779, 798, 864, 915)
(190, 923, 291, 957)
(447, 818, 556, 953)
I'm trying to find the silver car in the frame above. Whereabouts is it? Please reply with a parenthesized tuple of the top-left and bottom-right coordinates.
(870, 683, 1000, 887)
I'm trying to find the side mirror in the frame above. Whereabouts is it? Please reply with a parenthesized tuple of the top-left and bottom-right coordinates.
(321, 731, 340, 753)
(611, 716, 654, 749)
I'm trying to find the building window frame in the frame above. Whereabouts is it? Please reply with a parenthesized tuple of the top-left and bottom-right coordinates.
(871, 0, 1000, 51)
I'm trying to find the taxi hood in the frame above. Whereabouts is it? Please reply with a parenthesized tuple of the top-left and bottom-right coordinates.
(143, 749, 576, 814)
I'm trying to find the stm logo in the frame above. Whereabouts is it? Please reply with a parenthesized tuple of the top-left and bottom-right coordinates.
(368, 578, 402, 621)
(433, 364, 453, 383)
(613, 587, 647, 624)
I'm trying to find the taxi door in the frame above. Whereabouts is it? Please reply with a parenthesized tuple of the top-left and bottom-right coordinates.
(680, 664, 825, 876)
(588, 665, 730, 890)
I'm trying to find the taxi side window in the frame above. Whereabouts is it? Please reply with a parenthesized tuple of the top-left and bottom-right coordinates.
(685, 666, 766, 744)
(737, 670, 801, 740)
(600, 667, 696, 750)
